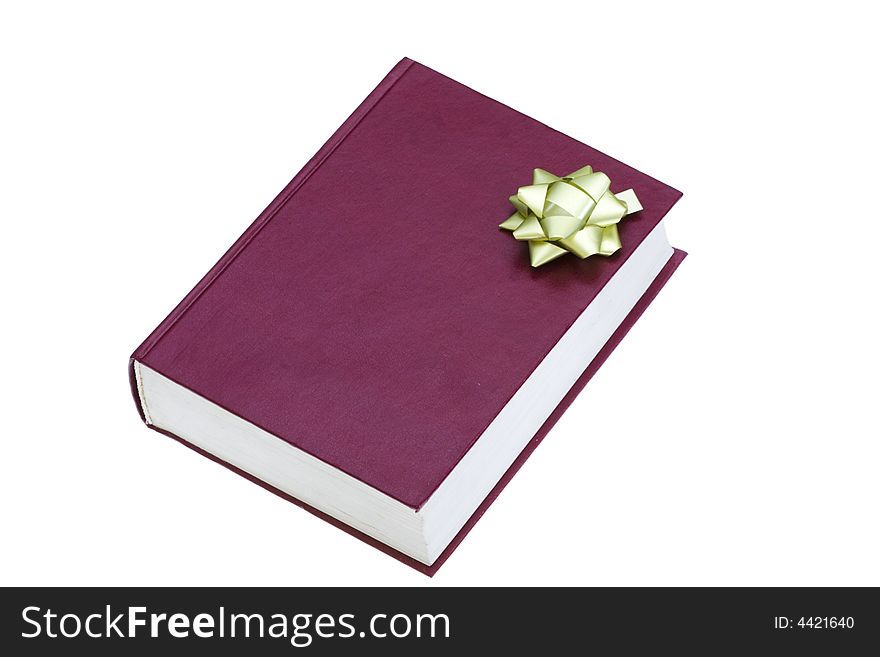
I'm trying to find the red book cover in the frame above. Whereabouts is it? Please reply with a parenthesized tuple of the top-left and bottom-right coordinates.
(130, 57, 685, 574)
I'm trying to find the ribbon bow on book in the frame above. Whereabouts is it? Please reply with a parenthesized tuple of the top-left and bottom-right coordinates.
(499, 165, 643, 267)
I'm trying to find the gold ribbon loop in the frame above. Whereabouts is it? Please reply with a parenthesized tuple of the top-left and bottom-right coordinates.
(499, 166, 642, 267)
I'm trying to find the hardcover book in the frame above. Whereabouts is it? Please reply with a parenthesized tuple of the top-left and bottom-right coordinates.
(129, 57, 685, 574)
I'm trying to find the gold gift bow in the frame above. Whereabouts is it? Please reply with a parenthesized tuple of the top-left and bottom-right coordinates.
(499, 165, 642, 267)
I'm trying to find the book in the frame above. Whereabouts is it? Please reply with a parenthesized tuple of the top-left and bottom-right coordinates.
(129, 57, 685, 574)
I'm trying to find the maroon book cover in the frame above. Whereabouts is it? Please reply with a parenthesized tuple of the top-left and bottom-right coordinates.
(130, 57, 685, 574)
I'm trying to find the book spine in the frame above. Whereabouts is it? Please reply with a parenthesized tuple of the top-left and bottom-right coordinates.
(128, 57, 415, 419)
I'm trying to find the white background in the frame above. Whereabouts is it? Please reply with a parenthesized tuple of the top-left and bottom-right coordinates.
(2, 1, 877, 586)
